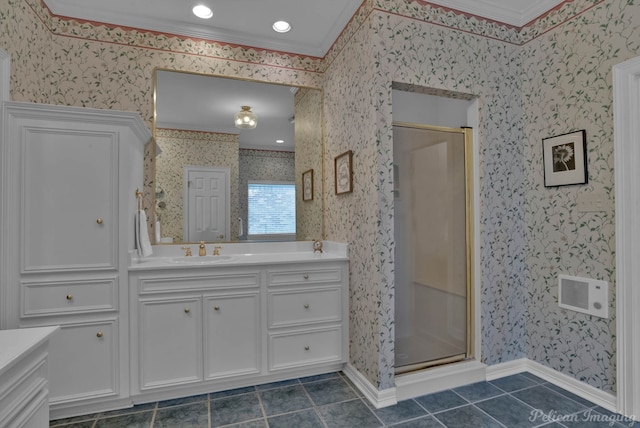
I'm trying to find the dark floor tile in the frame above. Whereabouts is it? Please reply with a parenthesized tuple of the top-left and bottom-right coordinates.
(226, 420, 267, 428)
(542, 383, 597, 408)
(512, 385, 586, 416)
(318, 399, 382, 428)
(49, 422, 94, 428)
(371, 399, 429, 425)
(490, 374, 539, 393)
(94, 411, 153, 428)
(209, 386, 256, 399)
(339, 374, 363, 397)
(255, 378, 300, 391)
(304, 377, 358, 406)
(267, 409, 324, 428)
(476, 394, 538, 428)
(519, 372, 547, 384)
(389, 416, 445, 427)
(454, 381, 504, 402)
(210, 393, 263, 427)
(50, 415, 95, 427)
(259, 385, 313, 416)
(414, 390, 468, 413)
(157, 393, 208, 408)
(300, 372, 340, 383)
(97, 402, 156, 418)
(560, 408, 635, 428)
(433, 404, 503, 428)
(154, 402, 209, 428)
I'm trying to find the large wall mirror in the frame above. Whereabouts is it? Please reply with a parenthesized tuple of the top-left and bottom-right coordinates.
(153, 69, 323, 244)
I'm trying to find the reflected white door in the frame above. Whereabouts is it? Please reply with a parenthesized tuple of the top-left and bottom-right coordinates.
(184, 166, 229, 242)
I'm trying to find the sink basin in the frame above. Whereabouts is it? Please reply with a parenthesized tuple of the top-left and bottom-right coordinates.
(166, 255, 233, 265)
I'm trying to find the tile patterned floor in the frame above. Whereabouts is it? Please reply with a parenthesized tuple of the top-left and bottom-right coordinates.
(49, 372, 636, 428)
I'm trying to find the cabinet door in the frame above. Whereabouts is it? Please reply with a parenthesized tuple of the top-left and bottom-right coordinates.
(139, 298, 202, 389)
(48, 321, 118, 404)
(204, 292, 260, 380)
(22, 127, 118, 271)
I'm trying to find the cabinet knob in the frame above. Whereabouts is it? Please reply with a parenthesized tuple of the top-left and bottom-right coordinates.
(304, 303, 310, 309)
(303, 274, 309, 280)
(214, 306, 220, 311)
(96, 218, 103, 225)
(96, 331, 103, 338)
(304, 345, 310, 351)
(66, 294, 73, 301)
(184, 307, 191, 313)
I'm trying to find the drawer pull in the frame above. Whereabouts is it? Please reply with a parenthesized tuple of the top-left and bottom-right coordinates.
(66, 294, 73, 301)
(304, 303, 310, 309)
(184, 307, 191, 314)
(214, 306, 220, 311)
(96, 218, 103, 225)
(304, 345, 310, 351)
(303, 274, 309, 280)
(96, 331, 103, 338)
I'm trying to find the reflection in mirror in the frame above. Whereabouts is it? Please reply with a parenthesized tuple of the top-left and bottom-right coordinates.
(154, 70, 323, 244)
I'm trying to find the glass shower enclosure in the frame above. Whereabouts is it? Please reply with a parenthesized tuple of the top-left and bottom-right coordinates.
(393, 123, 474, 374)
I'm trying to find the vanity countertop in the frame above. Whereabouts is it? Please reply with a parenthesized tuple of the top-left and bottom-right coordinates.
(129, 241, 348, 271)
(0, 326, 59, 377)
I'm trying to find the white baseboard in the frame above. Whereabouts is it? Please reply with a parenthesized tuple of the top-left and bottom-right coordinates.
(486, 358, 617, 412)
(347, 357, 617, 413)
(343, 364, 397, 409)
(395, 360, 486, 401)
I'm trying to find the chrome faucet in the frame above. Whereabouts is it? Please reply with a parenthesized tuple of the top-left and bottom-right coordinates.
(213, 246, 222, 256)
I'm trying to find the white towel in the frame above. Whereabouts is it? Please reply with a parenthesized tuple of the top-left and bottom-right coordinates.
(138, 210, 153, 257)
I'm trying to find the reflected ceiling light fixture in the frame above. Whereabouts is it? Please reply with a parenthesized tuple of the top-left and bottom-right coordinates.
(234, 106, 257, 129)
(276, 139, 284, 144)
(192, 4, 213, 19)
(272, 20, 291, 33)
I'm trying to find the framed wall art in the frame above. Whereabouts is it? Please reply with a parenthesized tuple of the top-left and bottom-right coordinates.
(302, 169, 314, 201)
(334, 150, 353, 195)
(542, 130, 587, 187)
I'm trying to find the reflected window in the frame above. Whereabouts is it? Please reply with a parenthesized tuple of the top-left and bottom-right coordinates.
(248, 181, 296, 239)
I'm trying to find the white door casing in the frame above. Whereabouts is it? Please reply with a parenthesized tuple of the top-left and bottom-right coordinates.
(183, 166, 230, 242)
(613, 55, 640, 419)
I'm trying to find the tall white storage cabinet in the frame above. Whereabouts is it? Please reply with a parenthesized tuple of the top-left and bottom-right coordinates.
(0, 102, 151, 419)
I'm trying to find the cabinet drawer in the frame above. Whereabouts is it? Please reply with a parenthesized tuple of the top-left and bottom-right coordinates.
(267, 267, 342, 287)
(269, 327, 342, 371)
(21, 278, 117, 317)
(138, 273, 259, 294)
(268, 287, 342, 328)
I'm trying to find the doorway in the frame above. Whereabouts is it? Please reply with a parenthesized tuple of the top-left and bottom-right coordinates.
(393, 123, 474, 374)
(183, 166, 230, 242)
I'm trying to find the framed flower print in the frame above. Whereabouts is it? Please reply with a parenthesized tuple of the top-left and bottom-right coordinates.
(543, 130, 587, 187)
(334, 150, 353, 195)
(302, 169, 314, 201)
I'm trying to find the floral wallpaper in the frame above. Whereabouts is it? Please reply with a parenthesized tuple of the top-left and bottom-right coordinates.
(155, 128, 239, 243)
(521, 0, 640, 393)
(238, 149, 295, 239)
(1, 0, 638, 396)
(294, 88, 324, 241)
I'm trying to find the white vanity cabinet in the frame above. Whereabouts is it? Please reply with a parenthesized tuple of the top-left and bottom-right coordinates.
(1, 102, 150, 419)
(128, 258, 348, 403)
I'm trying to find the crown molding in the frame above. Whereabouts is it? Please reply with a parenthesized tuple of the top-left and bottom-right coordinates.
(426, 0, 565, 27)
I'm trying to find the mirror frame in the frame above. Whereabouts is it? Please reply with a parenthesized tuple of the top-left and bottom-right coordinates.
(150, 67, 325, 244)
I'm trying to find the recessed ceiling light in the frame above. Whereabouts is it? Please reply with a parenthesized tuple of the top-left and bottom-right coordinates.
(192, 4, 213, 19)
(272, 20, 291, 33)
(276, 139, 284, 144)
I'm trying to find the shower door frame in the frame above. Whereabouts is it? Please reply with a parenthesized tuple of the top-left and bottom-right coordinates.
(392, 122, 475, 374)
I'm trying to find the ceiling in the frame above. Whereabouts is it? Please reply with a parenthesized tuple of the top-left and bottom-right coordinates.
(45, 0, 565, 151)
